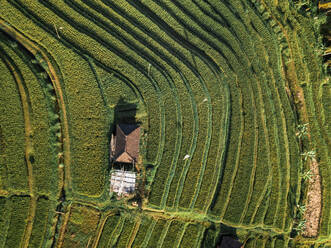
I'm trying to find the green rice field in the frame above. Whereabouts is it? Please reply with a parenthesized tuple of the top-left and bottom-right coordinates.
(0, 0, 330, 247)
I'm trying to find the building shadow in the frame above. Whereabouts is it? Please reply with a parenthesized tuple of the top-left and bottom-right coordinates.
(113, 97, 139, 125)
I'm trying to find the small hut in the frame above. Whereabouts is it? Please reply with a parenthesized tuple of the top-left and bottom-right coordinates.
(110, 124, 140, 196)
(110, 124, 140, 166)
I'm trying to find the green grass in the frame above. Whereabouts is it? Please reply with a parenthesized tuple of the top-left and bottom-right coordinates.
(161, 220, 184, 248)
(29, 198, 54, 248)
(245, 238, 256, 248)
(4, 196, 30, 248)
(62, 204, 100, 248)
(97, 214, 121, 248)
(0, 197, 11, 247)
(131, 217, 153, 247)
(0, 36, 59, 196)
(180, 223, 204, 248)
(146, 219, 166, 247)
(0, 47, 28, 193)
(115, 218, 136, 248)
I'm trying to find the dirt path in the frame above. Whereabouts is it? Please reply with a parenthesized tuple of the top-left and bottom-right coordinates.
(303, 158, 322, 237)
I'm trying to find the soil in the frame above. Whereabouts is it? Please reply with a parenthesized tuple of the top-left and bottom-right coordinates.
(303, 158, 322, 237)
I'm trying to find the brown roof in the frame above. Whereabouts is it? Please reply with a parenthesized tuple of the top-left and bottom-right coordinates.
(112, 124, 140, 163)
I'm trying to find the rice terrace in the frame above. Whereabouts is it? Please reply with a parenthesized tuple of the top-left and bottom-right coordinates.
(0, 0, 330, 247)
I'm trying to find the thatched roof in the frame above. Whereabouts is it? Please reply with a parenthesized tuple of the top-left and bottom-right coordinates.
(111, 124, 140, 163)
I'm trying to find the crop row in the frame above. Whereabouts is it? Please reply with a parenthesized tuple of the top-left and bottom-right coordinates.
(224, 0, 292, 232)
(193, 0, 296, 232)
(303, 84, 331, 237)
(152, 0, 272, 222)
(131, 217, 153, 247)
(243, 235, 290, 248)
(1, 196, 30, 247)
(96, 213, 205, 248)
(113, 218, 137, 247)
(111, 0, 230, 210)
(143, 0, 229, 210)
(14, 0, 184, 201)
(0, 196, 55, 248)
(39, 0, 169, 197)
(161, 0, 261, 220)
(241, 0, 301, 231)
(0, 31, 61, 197)
(28, 197, 55, 248)
(97, 214, 121, 248)
(152, 0, 299, 231)
(0, 44, 28, 193)
(228, 3, 279, 226)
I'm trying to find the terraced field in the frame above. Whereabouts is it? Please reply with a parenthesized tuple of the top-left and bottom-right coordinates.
(0, 0, 330, 247)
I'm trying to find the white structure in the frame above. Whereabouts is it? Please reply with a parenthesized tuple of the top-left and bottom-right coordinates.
(110, 170, 136, 196)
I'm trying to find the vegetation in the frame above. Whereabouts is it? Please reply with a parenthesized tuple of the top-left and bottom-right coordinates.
(0, 0, 329, 247)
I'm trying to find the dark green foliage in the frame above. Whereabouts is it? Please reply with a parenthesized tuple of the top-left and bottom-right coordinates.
(319, 83, 331, 236)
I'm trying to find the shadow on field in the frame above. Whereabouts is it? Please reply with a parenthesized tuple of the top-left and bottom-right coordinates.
(202, 223, 241, 248)
(113, 97, 139, 125)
